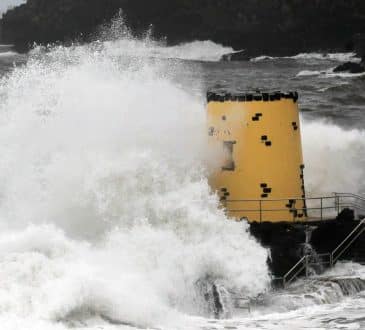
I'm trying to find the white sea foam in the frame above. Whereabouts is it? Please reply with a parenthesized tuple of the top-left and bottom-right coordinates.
(0, 19, 269, 329)
(253, 52, 361, 63)
(0, 51, 18, 57)
(96, 14, 235, 62)
(296, 68, 365, 78)
(94, 19, 233, 62)
(102, 38, 234, 62)
(291, 52, 361, 62)
(154, 40, 234, 62)
(296, 70, 323, 77)
(326, 71, 365, 78)
(250, 55, 274, 62)
(318, 81, 350, 92)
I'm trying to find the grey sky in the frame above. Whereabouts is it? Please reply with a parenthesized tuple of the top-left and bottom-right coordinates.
(0, 0, 25, 15)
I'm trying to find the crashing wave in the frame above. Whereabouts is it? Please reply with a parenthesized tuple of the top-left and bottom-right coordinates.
(0, 17, 270, 329)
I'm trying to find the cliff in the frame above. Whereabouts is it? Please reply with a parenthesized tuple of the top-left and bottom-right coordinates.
(0, 0, 124, 46)
(1, 0, 365, 56)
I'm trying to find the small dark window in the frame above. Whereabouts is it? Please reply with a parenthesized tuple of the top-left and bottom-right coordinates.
(222, 141, 236, 171)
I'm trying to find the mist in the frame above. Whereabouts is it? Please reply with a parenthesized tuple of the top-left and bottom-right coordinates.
(0, 0, 25, 16)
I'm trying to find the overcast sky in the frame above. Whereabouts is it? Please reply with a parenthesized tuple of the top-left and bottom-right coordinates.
(0, 0, 25, 16)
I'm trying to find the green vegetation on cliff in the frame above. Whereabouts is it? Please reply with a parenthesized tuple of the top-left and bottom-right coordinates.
(1, 0, 365, 56)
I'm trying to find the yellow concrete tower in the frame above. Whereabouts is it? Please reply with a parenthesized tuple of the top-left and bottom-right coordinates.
(207, 91, 307, 223)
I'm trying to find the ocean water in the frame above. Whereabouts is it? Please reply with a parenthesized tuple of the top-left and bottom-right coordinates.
(0, 19, 364, 330)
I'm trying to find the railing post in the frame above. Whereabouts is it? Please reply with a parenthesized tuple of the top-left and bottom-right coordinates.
(330, 253, 333, 267)
(320, 198, 323, 221)
(259, 200, 262, 223)
(338, 195, 340, 215)
(335, 193, 340, 216)
(305, 255, 309, 278)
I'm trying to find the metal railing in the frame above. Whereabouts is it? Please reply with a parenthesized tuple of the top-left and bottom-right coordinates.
(225, 193, 365, 287)
(331, 219, 365, 264)
(282, 255, 307, 287)
(225, 193, 365, 222)
(282, 219, 365, 287)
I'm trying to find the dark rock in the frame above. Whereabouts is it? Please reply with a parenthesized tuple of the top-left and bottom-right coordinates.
(220, 49, 279, 62)
(250, 217, 365, 283)
(249, 222, 306, 277)
(333, 62, 365, 74)
(310, 219, 362, 258)
(336, 208, 355, 222)
(221, 50, 251, 62)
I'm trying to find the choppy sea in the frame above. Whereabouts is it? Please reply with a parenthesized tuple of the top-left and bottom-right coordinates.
(0, 21, 364, 330)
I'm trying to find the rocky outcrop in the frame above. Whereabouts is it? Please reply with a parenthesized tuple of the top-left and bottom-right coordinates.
(221, 51, 251, 62)
(250, 216, 365, 283)
(220, 49, 269, 62)
(333, 62, 365, 74)
(1, 0, 365, 56)
(249, 222, 306, 278)
(331, 33, 365, 72)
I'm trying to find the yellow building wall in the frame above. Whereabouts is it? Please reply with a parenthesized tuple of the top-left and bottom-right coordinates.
(207, 92, 307, 223)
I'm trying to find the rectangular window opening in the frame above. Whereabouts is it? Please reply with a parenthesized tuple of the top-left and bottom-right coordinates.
(222, 141, 236, 171)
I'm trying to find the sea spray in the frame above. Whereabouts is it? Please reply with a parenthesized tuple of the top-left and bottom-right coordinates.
(97, 13, 234, 63)
(0, 20, 270, 328)
(302, 119, 365, 196)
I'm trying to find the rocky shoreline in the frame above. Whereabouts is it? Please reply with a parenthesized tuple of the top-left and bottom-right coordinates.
(1, 0, 365, 59)
(250, 210, 365, 282)
(332, 34, 365, 73)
